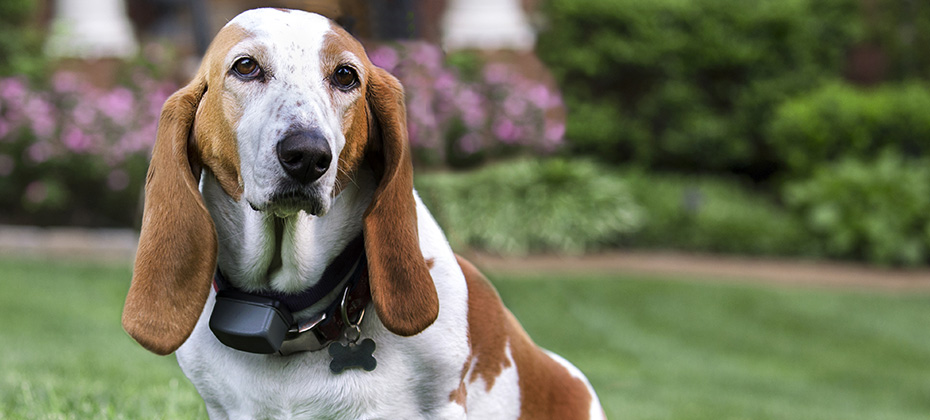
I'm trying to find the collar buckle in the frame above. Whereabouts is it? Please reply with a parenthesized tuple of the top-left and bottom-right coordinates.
(279, 311, 328, 355)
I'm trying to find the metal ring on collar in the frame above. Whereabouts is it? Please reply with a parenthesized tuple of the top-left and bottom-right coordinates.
(340, 286, 365, 343)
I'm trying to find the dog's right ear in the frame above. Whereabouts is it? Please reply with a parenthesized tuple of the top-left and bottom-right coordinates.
(122, 74, 217, 356)
(362, 68, 439, 337)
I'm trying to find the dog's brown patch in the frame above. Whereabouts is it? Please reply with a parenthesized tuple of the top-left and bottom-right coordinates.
(449, 361, 469, 407)
(192, 24, 251, 200)
(455, 255, 594, 418)
(510, 317, 593, 420)
(457, 256, 512, 391)
(322, 22, 371, 193)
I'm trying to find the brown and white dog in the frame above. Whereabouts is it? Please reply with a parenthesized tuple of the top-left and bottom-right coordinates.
(122, 8, 604, 419)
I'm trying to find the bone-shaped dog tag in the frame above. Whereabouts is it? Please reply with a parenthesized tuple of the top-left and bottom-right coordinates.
(328, 338, 377, 374)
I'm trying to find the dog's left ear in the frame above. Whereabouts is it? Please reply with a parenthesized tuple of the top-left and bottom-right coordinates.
(122, 73, 217, 355)
(363, 67, 439, 336)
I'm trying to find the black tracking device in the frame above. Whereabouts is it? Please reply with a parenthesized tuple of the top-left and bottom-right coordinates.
(207, 235, 367, 356)
(209, 289, 295, 354)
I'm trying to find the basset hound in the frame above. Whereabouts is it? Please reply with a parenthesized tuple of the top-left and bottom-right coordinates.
(122, 8, 605, 419)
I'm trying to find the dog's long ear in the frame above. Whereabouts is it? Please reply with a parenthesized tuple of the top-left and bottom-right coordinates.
(122, 74, 216, 355)
(363, 68, 439, 336)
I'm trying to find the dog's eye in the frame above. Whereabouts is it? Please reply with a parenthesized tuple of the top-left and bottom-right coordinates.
(232, 57, 262, 80)
(331, 66, 359, 91)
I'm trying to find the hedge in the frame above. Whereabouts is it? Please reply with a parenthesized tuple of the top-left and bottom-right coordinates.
(415, 159, 815, 258)
(415, 159, 642, 255)
(621, 170, 816, 257)
(767, 81, 930, 176)
(538, 0, 861, 177)
(784, 151, 930, 266)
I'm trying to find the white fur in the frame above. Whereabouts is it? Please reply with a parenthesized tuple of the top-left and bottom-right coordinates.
(462, 341, 522, 419)
(230, 10, 348, 219)
(175, 8, 602, 419)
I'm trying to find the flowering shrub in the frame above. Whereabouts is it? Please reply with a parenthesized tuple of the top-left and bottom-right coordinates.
(369, 42, 565, 167)
(0, 70, 176, 226)
(1, 42, 564, 227)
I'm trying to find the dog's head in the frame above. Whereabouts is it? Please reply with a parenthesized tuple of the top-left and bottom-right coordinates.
(122, 9, 438, 355)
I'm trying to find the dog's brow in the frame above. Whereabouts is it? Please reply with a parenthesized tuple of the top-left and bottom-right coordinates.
(321, 26, 367, 76)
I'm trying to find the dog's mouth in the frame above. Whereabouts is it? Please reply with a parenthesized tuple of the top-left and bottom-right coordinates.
(249, 185, 329, 217)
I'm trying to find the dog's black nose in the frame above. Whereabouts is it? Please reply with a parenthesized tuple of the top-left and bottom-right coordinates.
(276, 130, 332, 184)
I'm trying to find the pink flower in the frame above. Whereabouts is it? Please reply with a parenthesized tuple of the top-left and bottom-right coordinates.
(492, 119, 523, 143)
(62, 125, 93, 152)
(483, 64, 510, 84)
(27, 142, 53, 163)
(456, 87, 486, 129)
(52, 72, 81, 93)
(527, 84, 554, 109)
(25, 97, 56, 138)
(544, 120, 566, 142)
(458, 133, 483, 154)
(369, 46, 399, 73)
(120, 120, 158, 156)
(72, 99, 97, 127)
(98, 87, 135, 121)
(24, 180, 47, 204)
(433, 71, 457, 95)
(503, 96, 527, 118)
(0, 78, 27, 103)
(410, 43, 443, 73)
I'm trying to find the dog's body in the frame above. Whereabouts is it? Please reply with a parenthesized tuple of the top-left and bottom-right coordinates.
(123, 9, 604, 419)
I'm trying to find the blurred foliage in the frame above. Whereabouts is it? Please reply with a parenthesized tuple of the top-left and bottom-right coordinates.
(768, 81, 930, 177)
(865, 0, 930, 80)
(535, 0, 930, 265)
(416, 158, 817, 258)
(784, 151, 930, 266)
(415, 159, 642, 255)
(538, 0, 862, 178)
(621, 170, 817, 257)
(0, 0, 48, 79)
(0, 72, 176, 227)
(369, 42, 565, 168)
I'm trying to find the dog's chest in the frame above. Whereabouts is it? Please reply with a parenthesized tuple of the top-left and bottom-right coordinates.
(176, 294, 468, 419)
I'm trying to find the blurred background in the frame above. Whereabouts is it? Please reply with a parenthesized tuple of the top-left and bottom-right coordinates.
(3, 0, 930, 266)
(3, 0, 930, 419)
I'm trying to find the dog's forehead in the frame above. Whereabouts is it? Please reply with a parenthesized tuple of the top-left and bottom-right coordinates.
(229, 8, 327, 38)
(223, 9, 363, 65)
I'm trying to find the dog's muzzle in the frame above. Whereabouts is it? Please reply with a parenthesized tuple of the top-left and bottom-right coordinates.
(276, 129, 332, 185)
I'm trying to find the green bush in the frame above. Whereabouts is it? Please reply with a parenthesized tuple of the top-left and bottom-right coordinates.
(415, 159, 642, 255)
(0, 0, 46, 79)
(784, 151, 930, 266)
(622, 171, 816, 257)
(538, 0, 861, 176)
(415, 159, 814, 258)
(768, 81, 930, 176)
(866, 0, 930, 80)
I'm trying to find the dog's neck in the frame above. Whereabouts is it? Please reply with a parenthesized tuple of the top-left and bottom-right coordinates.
(200, 167, 376, 301)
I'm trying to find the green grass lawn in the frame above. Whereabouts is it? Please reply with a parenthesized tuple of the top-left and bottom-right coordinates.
(2, 257, 930, 419)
